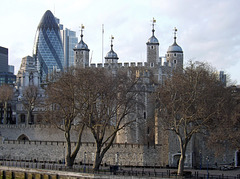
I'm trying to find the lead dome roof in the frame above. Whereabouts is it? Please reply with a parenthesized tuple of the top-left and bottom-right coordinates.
(147, 36, 159, 44)
(167, 42, 183, 53)
(167, 28, 183, 53)
(75, 39, 89, 50)
(105, 48, 118, 59)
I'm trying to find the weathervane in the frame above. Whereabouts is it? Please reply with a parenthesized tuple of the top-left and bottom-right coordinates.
(79, 24, 85, 39)
(151, 18, 156, 35)
(173, 27, 177, 42)
(110, 35, 114, 49)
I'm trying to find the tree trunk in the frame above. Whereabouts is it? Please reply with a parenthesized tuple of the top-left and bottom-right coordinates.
(93, 144, 103, 171)
(3, 101, 7, 124)
(65, 130, 73, 168)
(66, 154, 74, 168)
(177, 134, 189, 176)
(27, 110, 32, 124)
(177, 145, 186, 176)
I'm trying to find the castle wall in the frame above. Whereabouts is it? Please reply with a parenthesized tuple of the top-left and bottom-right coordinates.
(0, 139, 165, 166)
(0, 124, 95, 142)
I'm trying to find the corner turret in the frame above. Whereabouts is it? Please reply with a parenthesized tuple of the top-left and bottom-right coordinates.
(105, 36, 119, 64)
(146, 18, 159, 66)
(166, 27, 183, 69)
(74, 24, 90, 68)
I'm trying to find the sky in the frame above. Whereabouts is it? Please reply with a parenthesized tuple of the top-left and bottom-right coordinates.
(1, 0, 240, 84)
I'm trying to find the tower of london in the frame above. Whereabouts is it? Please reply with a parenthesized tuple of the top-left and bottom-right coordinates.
(0, 13, 238, 169)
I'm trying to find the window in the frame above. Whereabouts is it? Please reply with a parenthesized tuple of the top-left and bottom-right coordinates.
(174, 60, 177, 64)
(144, 112, 146, 119)
(151, 46, 154, 49)
(174, 53, 177, 57)
(147, 127, 150, 135)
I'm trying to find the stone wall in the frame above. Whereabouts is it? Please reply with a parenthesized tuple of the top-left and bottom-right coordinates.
(0, 139, 165, 167)
(0, 124, 95, 142)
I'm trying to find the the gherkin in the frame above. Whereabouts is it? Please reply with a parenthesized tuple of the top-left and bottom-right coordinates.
(33, 10, 64, 82)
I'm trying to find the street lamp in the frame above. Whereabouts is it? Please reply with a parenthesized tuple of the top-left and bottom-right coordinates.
(206, 156, 209, 179)
(63, 146, 65, 164)
(199, 150, 202, 170)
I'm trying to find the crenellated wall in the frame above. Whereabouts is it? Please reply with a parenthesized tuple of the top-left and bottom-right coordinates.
(0, 139, 166, 166)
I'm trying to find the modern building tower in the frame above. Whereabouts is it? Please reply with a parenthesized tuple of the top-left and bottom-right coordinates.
(33, 10, 64, 82)
(0, 46, 8, 72)
(74, 25, 90, 68)
(57, 18, 78, 68)
(0, 46, 16, 86)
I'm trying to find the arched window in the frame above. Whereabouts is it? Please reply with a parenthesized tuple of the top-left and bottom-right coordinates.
(17, 134, 29, 141)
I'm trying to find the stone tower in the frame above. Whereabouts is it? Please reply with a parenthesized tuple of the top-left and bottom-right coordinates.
(146, 18, 159, 66)
(74, 25, 90, 68)
(16, 56, 40, 94)
(166, 27, 183, 70)
(105, 36, 119, 64)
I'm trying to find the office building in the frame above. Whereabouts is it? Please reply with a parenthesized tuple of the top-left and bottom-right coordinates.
(0, 46, 16, 86)
(33, 10, 64, 82)
(0, 46, 8, 72)
(56, 18, 78, 68)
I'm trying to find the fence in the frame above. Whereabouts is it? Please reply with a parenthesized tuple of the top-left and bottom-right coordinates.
(0, 158, 240, 179)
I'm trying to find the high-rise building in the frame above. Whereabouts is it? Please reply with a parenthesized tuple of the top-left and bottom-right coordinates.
(33, 10, 64, 82)
(57, 18, 78, 68)
(0, 46, 16, 86)
(8, 65, 14, 74)
(0, 46, 8, 72)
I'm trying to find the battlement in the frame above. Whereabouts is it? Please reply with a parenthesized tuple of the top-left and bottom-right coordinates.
(89, 62, 147, 68)
(0, 124, 58, 129)
(3, 139, 161, 149)
(88, 61, 177, 69)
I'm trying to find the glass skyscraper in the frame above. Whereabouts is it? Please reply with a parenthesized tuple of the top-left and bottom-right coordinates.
(56, 18, 78, 68)
(0, 46, 16, 86)
(33, 10, 64, 82)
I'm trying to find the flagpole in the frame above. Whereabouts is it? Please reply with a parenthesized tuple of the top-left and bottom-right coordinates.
(102, 24, 104, 66)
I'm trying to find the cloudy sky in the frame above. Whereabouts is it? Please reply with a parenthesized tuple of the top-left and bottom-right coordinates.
(1, 0, 240, 84)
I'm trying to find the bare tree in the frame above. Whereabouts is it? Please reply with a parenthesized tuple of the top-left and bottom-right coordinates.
(74, 67, 143, 171)
(44, 70, 85, 168)
(207, 85, 240, 153)
(0, 84, 13, 124)
(155, 62, 232, 176)
(22, 85, 40, 124)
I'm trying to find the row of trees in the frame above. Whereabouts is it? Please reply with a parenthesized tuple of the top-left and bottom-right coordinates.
(44, 67, 143, 170)
(0, 61, 239, 175)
